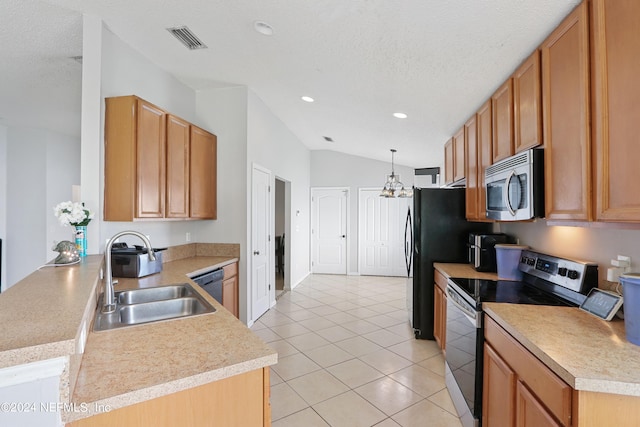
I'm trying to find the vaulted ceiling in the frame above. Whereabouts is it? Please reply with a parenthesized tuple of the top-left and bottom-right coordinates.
(1, 0, 581, 167)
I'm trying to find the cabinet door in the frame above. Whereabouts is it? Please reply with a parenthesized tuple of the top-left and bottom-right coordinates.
(444, 139, 454, 184)
(136, 100, 166, 218)
(514, 50, 542, 152)
(516, 380, 562, 427)
(453, 128, 465, 182)
(433, 285, 445, 350)
(465, 115, 479, 220)
(223, 276, 238, 318)
(592, 0, 640, 222)
(541, 2, 591, 221)
(190, 126, 217, 219)
(105, 96, 137, 221)
(492, 79, 514, 163)
(477, 100, 492, 220)
(166, 115, 190, 218)
(483, 343, 516, 427)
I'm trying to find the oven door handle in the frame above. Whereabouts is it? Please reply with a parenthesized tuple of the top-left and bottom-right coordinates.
(446, 287, 481, 328)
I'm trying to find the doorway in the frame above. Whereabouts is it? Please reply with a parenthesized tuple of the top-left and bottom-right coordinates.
(311, 188, 349, 275)
(274, 178, 290, 299)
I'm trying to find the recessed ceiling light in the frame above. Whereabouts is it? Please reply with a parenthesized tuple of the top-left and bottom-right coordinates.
(254, 21, 274, 36)
(301, 96, 314, 103)
(393, 112, 408, 119)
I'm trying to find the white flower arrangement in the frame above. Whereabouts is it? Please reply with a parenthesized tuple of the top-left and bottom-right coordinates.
(53, 201, 94, 227)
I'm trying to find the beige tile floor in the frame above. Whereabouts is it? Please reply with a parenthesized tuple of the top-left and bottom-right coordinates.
(250, 274, 463, 427)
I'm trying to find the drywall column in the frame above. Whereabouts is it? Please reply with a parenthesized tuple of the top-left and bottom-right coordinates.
(80, 14, 102, 255)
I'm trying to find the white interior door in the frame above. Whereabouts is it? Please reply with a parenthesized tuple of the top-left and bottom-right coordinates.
(359, 189, 411, 276)
(252, 165, 271, 320)
(311, 188, 348, 274)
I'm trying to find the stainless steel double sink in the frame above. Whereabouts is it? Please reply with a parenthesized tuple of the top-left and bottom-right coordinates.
(93, 283, 216, 331)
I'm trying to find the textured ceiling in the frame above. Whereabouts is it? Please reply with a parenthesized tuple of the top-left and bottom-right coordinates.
(2, 0, 581, 167)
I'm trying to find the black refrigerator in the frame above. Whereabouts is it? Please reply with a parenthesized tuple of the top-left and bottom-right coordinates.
(405, 187, 491, 339)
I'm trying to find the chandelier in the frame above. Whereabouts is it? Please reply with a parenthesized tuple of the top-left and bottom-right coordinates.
(380, 149, 413, 198)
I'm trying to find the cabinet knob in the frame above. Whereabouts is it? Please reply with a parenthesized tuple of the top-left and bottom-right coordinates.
(253, 250, 260, 255)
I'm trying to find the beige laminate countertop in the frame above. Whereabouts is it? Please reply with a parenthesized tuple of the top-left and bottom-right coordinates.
(434, 262, 640, 398)
(68, 255, 277, 421)
(0, 248, 277, 423)
(0, 255, 103, 369)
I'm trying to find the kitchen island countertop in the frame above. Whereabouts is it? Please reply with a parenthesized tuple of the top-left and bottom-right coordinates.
(0, 246, 277, 423)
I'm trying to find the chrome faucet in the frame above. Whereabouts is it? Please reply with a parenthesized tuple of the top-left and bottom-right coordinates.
(102, 230, 156, 313)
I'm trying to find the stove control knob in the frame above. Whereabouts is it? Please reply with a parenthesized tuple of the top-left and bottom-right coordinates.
(567, 270, 580, 280)
(527, 258, 535, 266)
(558, 267, 568, 277)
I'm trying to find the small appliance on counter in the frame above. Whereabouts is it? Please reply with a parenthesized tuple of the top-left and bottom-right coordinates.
(110, 243, 166, 278)
(468, 232, 513, 272)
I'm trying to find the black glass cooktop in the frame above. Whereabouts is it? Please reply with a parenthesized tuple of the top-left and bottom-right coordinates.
(448, 277, 572, 307)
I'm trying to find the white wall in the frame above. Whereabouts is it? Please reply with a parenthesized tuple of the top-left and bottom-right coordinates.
(499, 220, 640, 284)
(92, 21, 205, 250)
(5, 127, 80, 287)
(0, 125, 6, 290)
(310, 150, 414, 274)
(247, 91, 311, 289)
(195, 86, 249, 321)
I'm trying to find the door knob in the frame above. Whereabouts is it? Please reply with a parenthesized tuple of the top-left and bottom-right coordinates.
(253, 250, 260, 255)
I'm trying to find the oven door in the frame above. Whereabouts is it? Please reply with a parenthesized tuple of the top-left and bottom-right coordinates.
(445, 285, 483, 427)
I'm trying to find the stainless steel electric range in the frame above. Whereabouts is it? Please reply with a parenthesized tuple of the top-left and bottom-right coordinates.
(444, 250, 598, 427)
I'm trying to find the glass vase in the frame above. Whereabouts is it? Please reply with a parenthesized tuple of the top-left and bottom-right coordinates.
(75, 225, 87, 257)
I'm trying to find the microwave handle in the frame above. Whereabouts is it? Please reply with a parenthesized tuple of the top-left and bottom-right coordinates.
(504, 170, 517, 217)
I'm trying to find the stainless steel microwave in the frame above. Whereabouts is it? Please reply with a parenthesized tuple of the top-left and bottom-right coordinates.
(485, 149, 544, 221)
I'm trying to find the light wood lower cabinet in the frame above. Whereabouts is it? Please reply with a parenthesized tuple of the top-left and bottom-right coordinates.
(68, 368, 271, 427)
(222, 262, 239, 318)
(433, 270, 448, 351)
(484, 316, 571, 427)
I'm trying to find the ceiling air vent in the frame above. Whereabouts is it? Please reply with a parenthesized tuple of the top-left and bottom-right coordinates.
(166, 26, 207, 50)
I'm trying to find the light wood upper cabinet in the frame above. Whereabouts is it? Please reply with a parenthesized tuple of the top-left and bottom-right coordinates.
(591, 0, 640, 222)
(514, 50, 543, 153)
(477, 100, 492, 220)
(166, 115, 190, 218)
(465, 115, 480, 220)
(104, 95, 217, 221)
(541, 1, 592, 221)
(136, 101, 166, 218)
(190, 126, 217, 219)
(453, 127, 465, 182)
(492, 79, 514, 163)
(444, 138, 454, 185)
(105, 96, 166, 221)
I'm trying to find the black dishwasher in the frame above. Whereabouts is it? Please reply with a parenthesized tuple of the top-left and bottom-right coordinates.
(191, 268, 224, 304)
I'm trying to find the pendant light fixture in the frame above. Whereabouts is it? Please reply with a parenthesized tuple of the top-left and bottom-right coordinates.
(380, 149, 413, 198)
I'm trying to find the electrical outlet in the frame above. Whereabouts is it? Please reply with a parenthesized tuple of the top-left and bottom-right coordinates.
(186, 232, 191, 242)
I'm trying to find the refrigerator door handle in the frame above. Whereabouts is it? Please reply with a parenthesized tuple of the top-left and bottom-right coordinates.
(404, 206, 413, 276)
